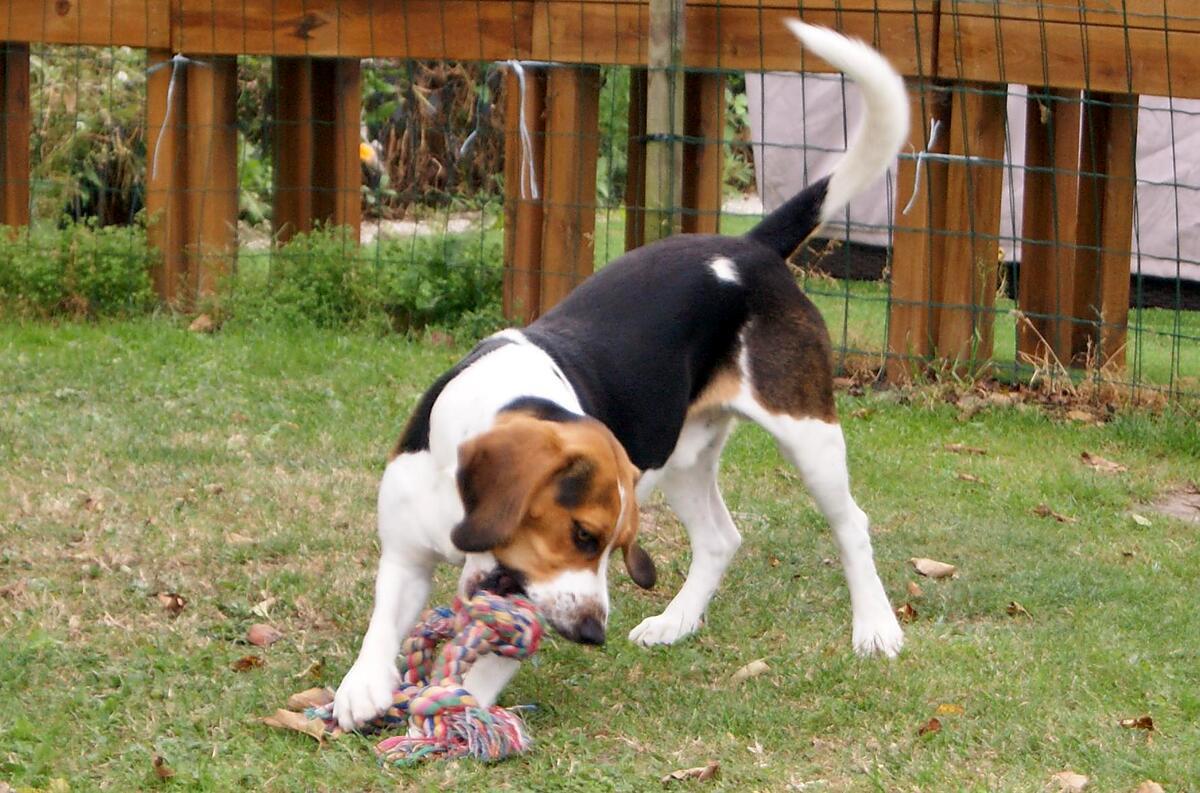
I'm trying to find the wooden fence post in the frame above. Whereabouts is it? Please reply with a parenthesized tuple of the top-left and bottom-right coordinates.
(643, 0, 685, 243)
(273, 57, 362, 243)
(1071, 92, 1138, 369)
(624, 67, 647, 251)
(502, 65, 547, 324)
(680, 71, 724, 235)
(934, 84, 1007, 369)
(0, 42, 30, 228)
(146, 50, 188, 304)
(887, 85, 951, 380)
(539, 65, 600, 313)
(1017, 89, 1082, 366)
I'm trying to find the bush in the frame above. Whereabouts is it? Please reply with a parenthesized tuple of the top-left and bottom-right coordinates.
(0, 222, 155, 318)
(223, 225, 505, 336)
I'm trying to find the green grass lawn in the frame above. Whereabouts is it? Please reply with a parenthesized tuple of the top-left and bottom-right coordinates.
(2, 319, 1199, 791)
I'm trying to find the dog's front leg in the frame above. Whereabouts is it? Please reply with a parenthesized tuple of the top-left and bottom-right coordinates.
(333, 554, 433, 730)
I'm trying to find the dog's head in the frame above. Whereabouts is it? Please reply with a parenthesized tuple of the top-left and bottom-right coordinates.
(451, 410, 656, 645)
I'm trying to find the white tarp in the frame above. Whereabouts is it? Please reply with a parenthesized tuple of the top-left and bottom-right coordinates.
(746, 72, 1200, 282)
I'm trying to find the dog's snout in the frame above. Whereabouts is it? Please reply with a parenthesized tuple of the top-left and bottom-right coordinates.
(576, 615, 606, 646)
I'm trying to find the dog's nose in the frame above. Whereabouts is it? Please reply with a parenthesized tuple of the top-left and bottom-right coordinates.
(576, 615, 606, 646)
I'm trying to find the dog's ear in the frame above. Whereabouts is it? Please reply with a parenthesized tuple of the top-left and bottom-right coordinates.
(607, 433, 657, 590)
(451, 425, 557, 553)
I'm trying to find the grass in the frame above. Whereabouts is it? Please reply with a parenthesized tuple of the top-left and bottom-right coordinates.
(2, 318, 1199, 791)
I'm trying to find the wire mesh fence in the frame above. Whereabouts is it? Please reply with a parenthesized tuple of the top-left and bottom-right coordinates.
(0, 1, 1196, 400)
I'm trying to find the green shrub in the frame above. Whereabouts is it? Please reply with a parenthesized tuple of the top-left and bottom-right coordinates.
(0, 222, 154, 318)
(224, 225, 505, 336)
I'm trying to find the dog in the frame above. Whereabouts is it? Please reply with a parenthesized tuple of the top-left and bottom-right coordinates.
(333, 20, 909, 731)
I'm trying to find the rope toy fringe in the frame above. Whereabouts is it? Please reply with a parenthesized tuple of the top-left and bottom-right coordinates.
(309, 591, 544, 765)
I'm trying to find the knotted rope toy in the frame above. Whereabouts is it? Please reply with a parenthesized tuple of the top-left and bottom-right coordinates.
(269, 591, 544, 765)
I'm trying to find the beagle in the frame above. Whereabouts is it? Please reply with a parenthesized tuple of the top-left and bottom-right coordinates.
(333, 21, 909, 731)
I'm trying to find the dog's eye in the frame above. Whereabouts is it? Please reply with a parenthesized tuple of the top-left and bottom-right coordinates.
(572, 522, 599, 555)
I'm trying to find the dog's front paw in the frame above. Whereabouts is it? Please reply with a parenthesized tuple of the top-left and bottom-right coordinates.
(333, 659, 400, 731)
(628, 609, 703, 646)
(852, 609, 904, 658)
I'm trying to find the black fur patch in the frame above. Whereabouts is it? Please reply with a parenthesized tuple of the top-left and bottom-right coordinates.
(502, 396, 586, 424)
(475, 564, 528, 597)
(555, 458, 594, 508)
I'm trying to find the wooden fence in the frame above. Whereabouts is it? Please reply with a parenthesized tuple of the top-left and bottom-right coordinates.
(1, 1, 1197, 376)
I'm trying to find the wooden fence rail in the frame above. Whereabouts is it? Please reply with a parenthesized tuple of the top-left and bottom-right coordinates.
(0, 1, 1195, 377)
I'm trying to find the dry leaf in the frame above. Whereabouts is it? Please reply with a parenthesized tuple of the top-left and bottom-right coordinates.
(287, 687, 335, 711)
(1006, 601, 1032, 618)
(910, 557, 957, 579)
(247, 623, 284, 647)
(1134, 781, 1165, 793)
(1065, 409, 1098, 423)
(262, 708, 327, 744)
(956, 472, 986, 485)
(293, 659, 325, 680)
(232, 654, 264, 672)
(935, 703, 964, 716)
(917, 717, 941, 736)
(1130, 513, 1152, 527)
(769, 557, 781, 568)
(1051, 771, 1089, 792)
(252, 596, 278, 619)
(661, 761, 720, 783)
(850, 407, 874, 420)
(731, 659, 769, 684)
(1119, 715, 1155, 731)
(1080, 452, 1128, 473)
(152, 754, 175, 780)
(1033, 504, 1076, 523)
(895, 603, 918, 623)
(944, 443, 987, 456)
(188, 314, 216, 333)
(155, 592, 187, 617)
(907, 580, 924, 598)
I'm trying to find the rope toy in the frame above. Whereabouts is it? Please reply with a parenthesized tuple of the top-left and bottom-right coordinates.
(309, 591, 544, 765)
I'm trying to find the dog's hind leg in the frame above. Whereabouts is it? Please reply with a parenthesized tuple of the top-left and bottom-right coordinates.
(740, 401, 903, 658)
(629, 414, 741, 646)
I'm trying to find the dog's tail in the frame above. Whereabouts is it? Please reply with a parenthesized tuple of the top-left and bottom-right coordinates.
(746, 21, 909, 259)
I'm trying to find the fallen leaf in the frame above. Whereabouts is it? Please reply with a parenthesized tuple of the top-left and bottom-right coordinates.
(1118, 715, 1155, 731)
(287, 687, 335, 711)
(769, 557, 781, 568)
(1065, 409, 1098, 423)
(1130, 513, 1152, 527)
(910, 557, 957, 579)
(252, 596, 278, 619)
(1080, 452, 1128, 474)
(850, 408, 874, 420)
(1033, 504, 1076, 523)
(0, 579, 27, 599)
(1051, 770, 1089, 792)
(906, 580, 924, 598)
(247, 623, 284, 647)
(1121, 549, 1136, 558)
(262, 708, 327, 744)
(1006, 601, 1032, 618)
(956, 472, 986, 484)
(152, 754, 175, 780)
(661, 761, 720, 783)
(895, 603, 918, 623)
(155, 592, 187, 618)
(1134, 781, 1165, 793)
(293, 659, 325, 680)
(935, 703, 964, 716)
(917, 717, 941, 736)
(232, 654, 264, 672)
(188, 314, 216, 333)
(731, 659, 769, 684)
(944, 443, 987, 456)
